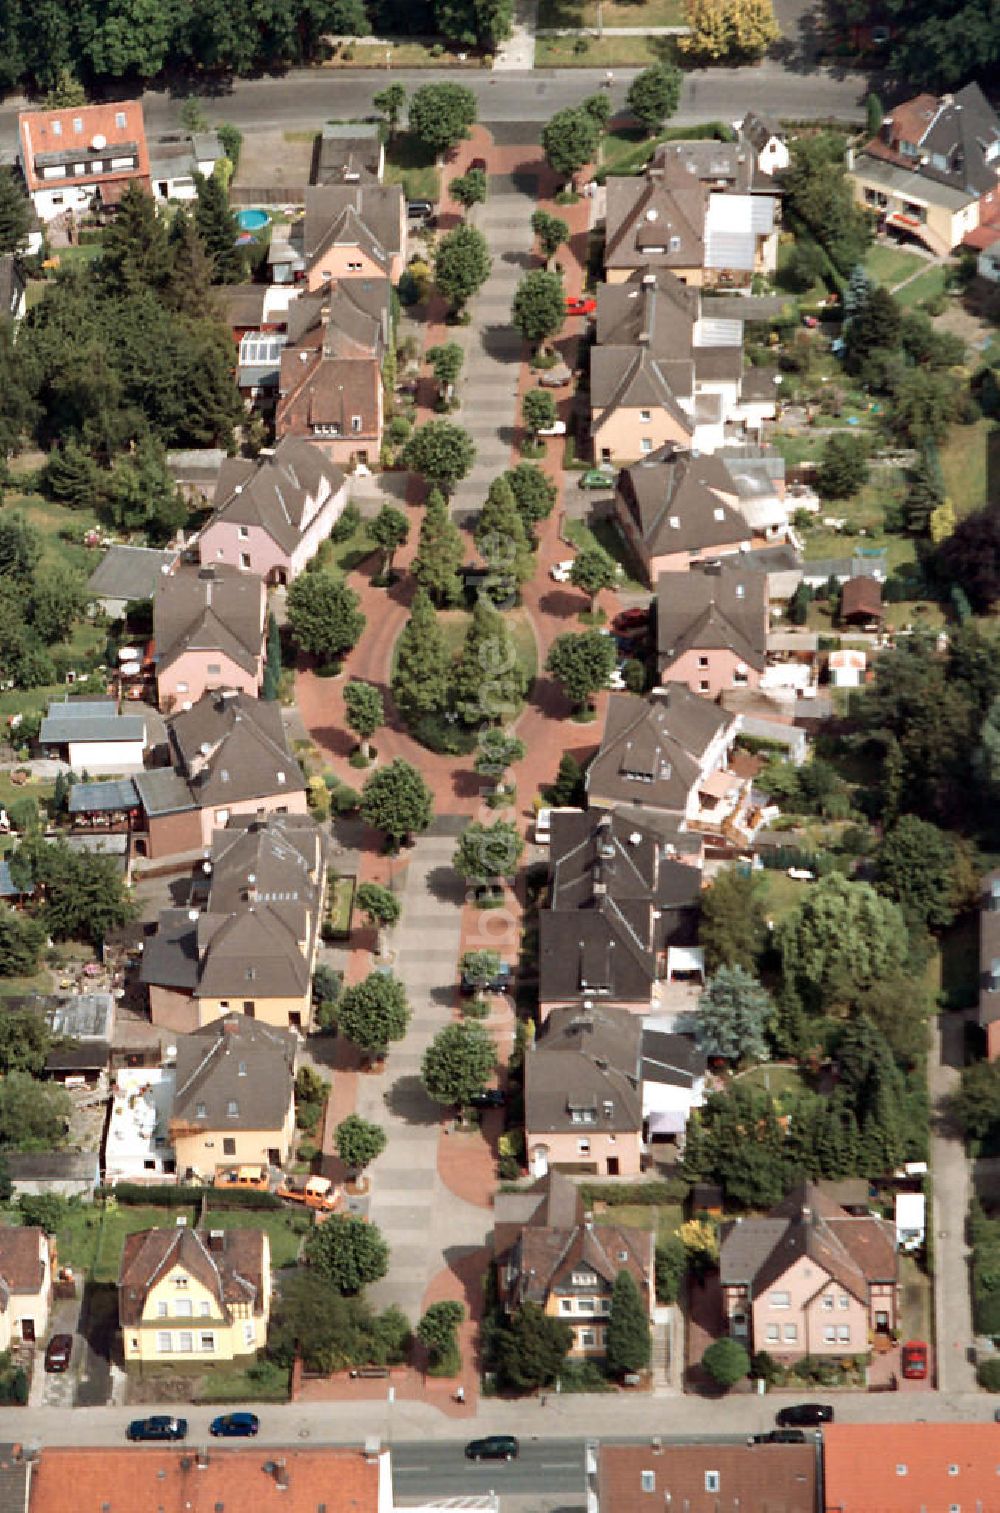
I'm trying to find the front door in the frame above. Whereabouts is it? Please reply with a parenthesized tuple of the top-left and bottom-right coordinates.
(267, 1148, 280, 1167)
(20, 1318, 34, 1342)
(531, 1145, 549, 1179)
(606, 1157, 620, 1176)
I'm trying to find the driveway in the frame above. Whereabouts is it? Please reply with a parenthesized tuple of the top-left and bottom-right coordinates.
(930, 1009, 977, 1392)
(358, 833, 494, 1321)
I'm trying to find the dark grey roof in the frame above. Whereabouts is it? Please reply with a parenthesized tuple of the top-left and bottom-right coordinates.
(40, 702, 144, 746)
(86, 545, 179, 603)
(45, 1041, 109, 1073)
(210, 436, 345, 557)
(719, 1182, 897, 1295)
(304, 183, 404, 270)
(894, 83, 1000, 197)
(168, 690, 306, 808)
(140, 909, 202, 991)
(588, 688, 733, 817)
(316, 122, 382, 185)
(154, 564, 265, 678)
(48, 993, 114, 1041)
(616, 444, 750, 560)
(595, 271, 698, 354)
(590, 348, 694, 435)
(68, 778, 140, 814)
(216, 284, 269, 329)
(640, 1028, 706, 1088)
(3, 1151, 99, 1182)
(657, 562, 768, 673)
(526, 1004, 643, 1134)
(171, 1015, 296, 1133)
(133, 767, 196, 817)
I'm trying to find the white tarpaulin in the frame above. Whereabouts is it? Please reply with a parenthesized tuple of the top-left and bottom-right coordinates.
(666, 946, 705, 980)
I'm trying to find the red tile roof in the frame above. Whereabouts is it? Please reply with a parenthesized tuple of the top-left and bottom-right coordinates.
(31, 1446, 386, 1513)
(824, 1423, 1000, 1511)
(18, 100, 149, 196)
(600, 1442, 816, 1512)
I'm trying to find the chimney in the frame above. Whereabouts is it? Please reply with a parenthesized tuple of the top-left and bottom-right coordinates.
(275, 1459, 289, 1491)
(208, 1229, 225, 1252)
(196, 1449, 209, 1470)
(223, 1017, 240, 1035)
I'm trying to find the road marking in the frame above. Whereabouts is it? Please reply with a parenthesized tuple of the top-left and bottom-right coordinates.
(541, 1461, 580, 1469)
(400, 1464, 431, 1471)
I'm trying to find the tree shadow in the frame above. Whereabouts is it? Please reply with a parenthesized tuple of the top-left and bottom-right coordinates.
(480, 324, 526, 364)
(382, 1072, 442, 1127)
(426, 864, 468, 906)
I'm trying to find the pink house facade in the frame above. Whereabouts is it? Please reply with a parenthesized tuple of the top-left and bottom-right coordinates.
(664, 647, 763, 700)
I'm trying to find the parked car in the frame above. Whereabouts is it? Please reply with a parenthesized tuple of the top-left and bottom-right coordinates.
(407, 200, 435, 223)
(579, 468, 614, 490)
(775, 1404, 834, 1427)
(470, 1088, 507, 1108)
(901, 1340, 928, 1379)
(469, 156, 488, 173)
(550, 560, 574, 583)
(537, 362, 572, 388)
(44, 1334, 72, 1373)
(613, 607, 649, 635)
(461, 961, 513, 994)
(127, 1416, 188, 1442)
(210, 1412, 260, 1438)
(565, 297, 597, 317)
(465, 1436, 519, 1462)
(751, 1429, 806, 1444)
(537, 419, 567, 436)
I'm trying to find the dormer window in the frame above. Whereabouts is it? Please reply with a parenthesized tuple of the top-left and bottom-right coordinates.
(668, 236, 681, 253)
(713, 508, 725, 521)
(572, 1270, 597, 1286)
(351, 415, 363, 432)
(196, 1103, 207, 1119)
(668, 515, 680, 529)
(227, 1100, 239, 1118)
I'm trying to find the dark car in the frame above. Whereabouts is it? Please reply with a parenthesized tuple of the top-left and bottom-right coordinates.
(210, 1412, 260, 1438)
(613, 607, 649, 635)
(407, 200, 435, 222)
(752, 1429, 807, 1444)
(775, 1403, 834, 1427)
(465, 1435, 519, 1462)
(469, 156, 488, 173)
(460, 962, 513, 995)
(127, 1416, 188, 1443)
(44, 1334, 72, 1373)
(470, 1088, 506, 1109)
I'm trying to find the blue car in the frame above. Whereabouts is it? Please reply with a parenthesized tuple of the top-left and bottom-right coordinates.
(127, 1416, 188, 1442)
(210, 1412, 260, 1438)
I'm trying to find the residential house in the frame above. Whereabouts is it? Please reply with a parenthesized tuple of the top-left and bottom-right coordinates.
(314, 122, 385, 185)
(604, 140, 780, 289)
(614, 444, 751, 582)
(17, 100, 150, 222)
(839, 575, 884, 628)
(656, 561, 768, 698)
(39, 699, 146, 774)
(86, 545, 179, 621)
(216, 285, 287, 402)
(276, 277, 390, 466)
(104, 1065, 177, 1184)
(738, 111, 791, 179)
(153, 563, 267, 711)
(719, 1182, 898, 1361)
(587, 688, 764, 846)
(148, 131, 225, 203)
(539, 808, 702, 1022)
(847, 83, 1000, 255)
(4, 1151, 100, 1200)
(589, 1441, 816, 1513)
(0, 255, 26, 323)
(141, 812, 326, 1033)
(30, 1446, 392, 1513)
(0, 1444, 29, 1512)
(118, 1224, 271, 1366)
(168, 1014, 297, 1177)
(269, 184, 405, 288)
(641, 1025, 708, 1151)
(494, 1171, 654, 1358)
(823, 1423, 1000, 1512)
(978, 871, 1000, 1060)
(199, 436, 348, 584)
(0, 1228, 51, 1349)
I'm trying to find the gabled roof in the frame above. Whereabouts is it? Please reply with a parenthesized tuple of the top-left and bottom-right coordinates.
(587, 688, 734, 816)
(0, 1228, 46, 1295)
(862, 81, 1000, 199)
(590, 347, 695, 437)
(657, 563, 768, 673)
(839, 575, 883, 622)
(18, 99, 150, 195)
(304, 184, 404, 274)
(154, 564, 265, 677)
(210, 437, 345, 557)
(978, 872, 1000, 1029)
(526, 1003, 643, 1133)
(617, 444, 749, 559)
(823, 1423, 1000, 1512)
(598, 1442, 816, 1513)
(171, 1014, 296, 1134)
(118, 1225, 267, 1325)
(169, 690, 306, 808)
(86, 545, 179, 604)
(316, 122, 383, 185)
(595, 269, 699, 353)
(39, 701, 144, 747)
(284, 276, 390, 354)
(277, 352, 381, 440)
(605, 174, 706, 272)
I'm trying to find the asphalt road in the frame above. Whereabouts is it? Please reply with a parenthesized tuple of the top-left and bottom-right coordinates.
(393, 1437, 587, 1498)
(0, 64, 871, 143)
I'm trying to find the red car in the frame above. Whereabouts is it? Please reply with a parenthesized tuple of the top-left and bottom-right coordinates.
(901, 1340, 928, 1379)
(469, 157, 488, 173)
(565, 297, 597, 317)
(613, 607, 649, 635)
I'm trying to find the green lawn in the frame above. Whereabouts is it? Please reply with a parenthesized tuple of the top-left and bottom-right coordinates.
(384, 133, 440, 203)
(894, 265, 949, 309)
(535, 34, 675, 65)
(757, 869, 812, 923)
(195, 1359, 291, 1403)
(56, 1206, 200, 1283)
(862, 244, 926, 289)
(539, 0, 684, 21)
(201, 1208, 311, 1269)
(437, 607, 538, 686)
(594, 1202, 682, 1245)
(563, 517, 646, 593)
(898, 1253, 932, 1341)
(326, 874, 356, 938)
(736, 1064, 809, 1099)
(939, 417, 990, 517)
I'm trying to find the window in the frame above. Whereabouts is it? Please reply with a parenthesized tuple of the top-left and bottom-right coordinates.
(699, 681, 710, 693)
(347, 260, 363, 271)
(578, 1298, 594, 1313)
(200, 1301, 211, 1317)
(238, 525, 249, 539)
(570, 1108, 596, 1124)
(705, 1473, 720, 1494)
(351, 415, 363, 432)
(115, 111, 127, 127)
(698, 656, 709, 668)
(837, 1325, 850, 1342)
(243, 1321, 255, 1348)
(824, 1326, 836, 1343)
(52, 121, 62, 136)
(896, 1466, 907, 1476)
(73, 117, 83, 132)
(176, 682, 189, 694)
(783, 1324, 797, 1342)
(156, 1302, 168, 1318)
(838, 1295, 850, 1310)
(176, 1299, 193, 1318)
(240, 553, 251, 570)
(178, 1332, 193, 1353)
(156, 1332, 172, 1353)
(227, 1100, 239, 1119)
(579, 1330, 596, 1347)
(948, 1465, 959, 1477)
(668, 236, 681, 253)
(207, 664, 221, 675)
(561, 1299, 573, 1313)
(174, 1276, 188, 1289)
(766, 1324, 779, 1342)
(572, 1272, 597, 1287)
(600, 1298, 611, 1313)
(577, 1139, 591, 1154)
(640, 1472, 655, 1494)
(822, 1295, 834, 1311)
(201, 1332, 216, 1353)
(74, 163, 86, 176)
(196, 1103, 207, 1119)
(640, 438, 653, 454)
(640, 410, 651, 423)
(769, 1291, 790, 1309)
(223, 1137, 236, 1157)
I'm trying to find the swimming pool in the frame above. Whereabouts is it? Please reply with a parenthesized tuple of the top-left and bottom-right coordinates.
(237, 208, 270, 232)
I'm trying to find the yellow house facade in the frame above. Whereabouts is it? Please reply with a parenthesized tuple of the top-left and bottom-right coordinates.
(169, 1015, 298, 1178)
(119, 1226, 271, 1367)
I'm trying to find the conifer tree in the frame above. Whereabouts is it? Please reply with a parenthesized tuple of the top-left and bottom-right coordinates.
(412, 488, 464, 607)
(392, 589, 453, 719)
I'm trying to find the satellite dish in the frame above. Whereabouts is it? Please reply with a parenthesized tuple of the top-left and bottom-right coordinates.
(91, 134, 107, 151)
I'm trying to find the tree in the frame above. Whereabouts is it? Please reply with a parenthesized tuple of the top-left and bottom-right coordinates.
(166, 207, 220, 320)
(435, 223, 491, 315)
(781, 239, 826, 294)
(884, 368, 955, 448)
(417, 1299, 464, 1372)
(866, 92, 884, 137)
(699, 867, 768, 973)
(817, 433, 868, 500)
(373, 83, 406, 138)
(402, 420, 475, 494)
(581, 93, 612, 131)
(605, 1270, 651, 1377)
(327, 0, 369, 30)
(459, 949, 503, 991)
(0, 168, 31, 256)
(625, 62, 682, 130)
(504, 463, 556, 530)
(335, 1114, 387, 1175)
(453, 820, 524, 893)
(778, 875, 909, 1015)
(269, 1272, 404, 1374)
(905, 444, 944, 535)
(412, 489, 464, 607)
(105, 441, 188, 543)
(473, 728, 525, 780)
(497, 1303, 572, 1392)
(541, 107, 599, 183)
(451, 167, 488, 208)
(530, 209, 569, 264)
(262, 613, 282, 701)
(512, 269, 565, 351)
(193, 171, 243, 283)
(453, 597, 527, 725)
(304, 1213, 390, 1295)
(0, 1072, 71, 1151)
(474, 476, 533, 595)
(786, 580, 812, 626)
(952, 1060, 1000, 1144)
(408, 83, 477, 155)
(42, 69, 86, 109)
(681, 0, 779, 59)
(286, 572, 365, 666)
(779, 134, 873, 277)
(356, 881, 401, 957)
(343, 681, 384, 762)
(844, 285, 902, 374)
(16, 837, 135, 946)
(548, 751, 587, 807)
(935, 506, 1000, 614)
(427, 342, 464, 403)
(337, 971, 411, 1061)
(101, 182, 172, 294)
(702, 1337, 750, 1388)
(693, 966, 773, 1064)
(393, 590, 453, 719)
(29, 565, 85, 645)
(546, 630, 617, 710)
(0, 514, 41, 582)
(360, 759, 434, 847)
(522, 388, 557, 438)
(0, 908, 45, 979)
(929, 498, 956, 546)
(368, 503, 410, 578)
(875, 814, 961, 932)
(569, 545, 617, 607)
(422, 1021, 498, 1109)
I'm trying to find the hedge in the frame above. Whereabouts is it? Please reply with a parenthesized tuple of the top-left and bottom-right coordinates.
(103, 1183, 283, 1210)
(581, 1177, 689, 1207)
